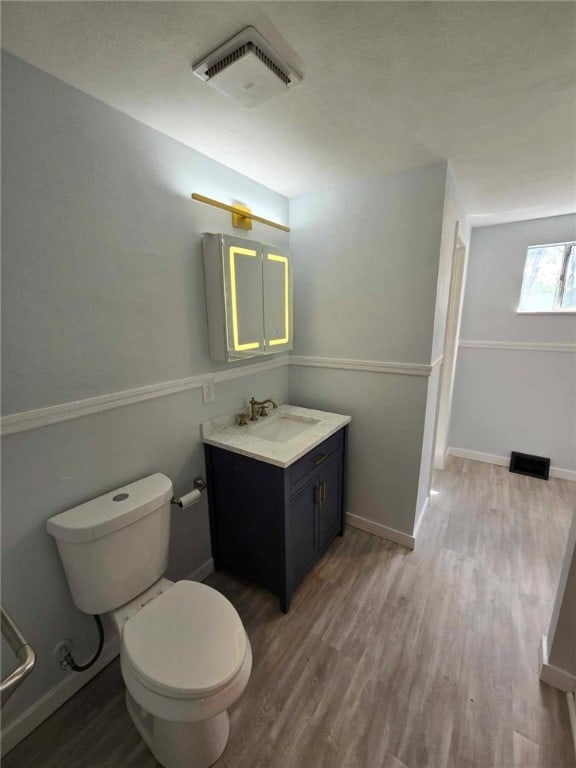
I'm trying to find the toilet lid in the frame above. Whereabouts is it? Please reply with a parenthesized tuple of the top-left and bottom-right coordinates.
(122, 581, 247, 698)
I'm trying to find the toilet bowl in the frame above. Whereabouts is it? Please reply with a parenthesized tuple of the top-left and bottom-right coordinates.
(117, 581, 252, 768)
(47, 474, 252, 768)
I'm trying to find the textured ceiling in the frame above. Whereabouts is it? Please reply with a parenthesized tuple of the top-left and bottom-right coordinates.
(2, 1, 575, 225)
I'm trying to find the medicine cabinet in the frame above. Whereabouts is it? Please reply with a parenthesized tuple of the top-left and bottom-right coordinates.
(202, 233, 293, 361)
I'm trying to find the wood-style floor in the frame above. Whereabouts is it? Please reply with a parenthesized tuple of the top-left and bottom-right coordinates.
(4, 458, 575, 768)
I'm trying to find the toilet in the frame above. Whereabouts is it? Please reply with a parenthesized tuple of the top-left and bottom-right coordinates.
(47, 473, 252, 768)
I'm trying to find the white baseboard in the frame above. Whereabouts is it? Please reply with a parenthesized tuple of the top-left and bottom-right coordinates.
(567, 691, 576, 757)
(0, 558, 216, 757)
(185, 558, 215, 583)
(346, 512, 415, 550)
(0, 635, 120, 757)
(546, 466, 576, 482)
(413, 496, 429, 539)
(447, 447, 576, 483)
(539, 635, 576, 693)
(434, 453, 447, 471)
(448, 448, 509, 466)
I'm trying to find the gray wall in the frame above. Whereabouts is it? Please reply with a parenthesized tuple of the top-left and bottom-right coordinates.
(289, 162, 448, 535)
(2, 51, 289, 413)
(289, 367, 428, 534)
(449, 215, 576, 471)
(288, 163, 447, 365)
(1, 53, 289, 727)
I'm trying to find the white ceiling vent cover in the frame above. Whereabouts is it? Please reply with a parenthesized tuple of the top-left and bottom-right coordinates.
(192, 27, 302, 108)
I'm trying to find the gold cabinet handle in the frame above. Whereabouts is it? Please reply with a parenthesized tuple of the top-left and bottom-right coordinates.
(313, 453, 327, 466)
(320, 481, 326, 504)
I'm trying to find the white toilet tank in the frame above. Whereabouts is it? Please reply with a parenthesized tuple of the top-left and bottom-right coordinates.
(47, 474, 173, 615)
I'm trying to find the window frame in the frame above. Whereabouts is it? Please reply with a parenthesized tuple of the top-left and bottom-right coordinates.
(516, 240, 576, 314)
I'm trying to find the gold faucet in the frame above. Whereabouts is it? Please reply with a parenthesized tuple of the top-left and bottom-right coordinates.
(249, 397, 278, 421)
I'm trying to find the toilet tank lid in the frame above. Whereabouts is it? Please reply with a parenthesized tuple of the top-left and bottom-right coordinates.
(46, 473, 173, 543)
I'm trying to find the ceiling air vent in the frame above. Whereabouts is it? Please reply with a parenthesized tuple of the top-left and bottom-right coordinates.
(192, 27, 302, 108)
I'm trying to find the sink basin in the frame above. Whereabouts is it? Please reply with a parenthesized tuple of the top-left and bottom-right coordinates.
(251, 415, 320, 443)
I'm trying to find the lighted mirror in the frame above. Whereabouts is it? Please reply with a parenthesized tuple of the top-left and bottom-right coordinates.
(202, 233, 293, 361)
(263, 247, 292, 353)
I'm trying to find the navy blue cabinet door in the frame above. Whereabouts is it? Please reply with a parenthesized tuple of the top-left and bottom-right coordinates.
(318, 452, 343, 549)
(289, 477, 318, 586)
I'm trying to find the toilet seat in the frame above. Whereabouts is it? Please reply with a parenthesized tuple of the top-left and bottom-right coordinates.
(121, 635, 252, 724)
(122, 580, 247, 700)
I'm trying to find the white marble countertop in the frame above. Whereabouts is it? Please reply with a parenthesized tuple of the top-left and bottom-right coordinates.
(201, 404, 351, 468)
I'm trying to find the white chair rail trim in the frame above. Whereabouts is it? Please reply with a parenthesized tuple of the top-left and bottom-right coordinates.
(0, 356, 290, 437)
(1, 354, 443, 437)
(290, 354, 443, 376)
(459, 340, 576, 353)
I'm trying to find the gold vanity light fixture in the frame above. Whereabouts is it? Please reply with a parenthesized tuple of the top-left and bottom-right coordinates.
(191, 193, 290, 232)
(231, 202, 253, 231)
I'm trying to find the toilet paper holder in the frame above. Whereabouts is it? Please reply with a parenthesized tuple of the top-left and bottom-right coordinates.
(171, 477, 207, 508)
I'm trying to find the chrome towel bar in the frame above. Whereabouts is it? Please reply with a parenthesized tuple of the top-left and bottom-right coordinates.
(1, 604, 36, 707)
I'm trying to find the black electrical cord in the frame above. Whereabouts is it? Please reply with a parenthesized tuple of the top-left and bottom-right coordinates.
(64, 615, 105, 672)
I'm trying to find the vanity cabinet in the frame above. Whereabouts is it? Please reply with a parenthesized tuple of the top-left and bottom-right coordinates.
(204, 426, 347, 612)
(202, 233, 293, 361)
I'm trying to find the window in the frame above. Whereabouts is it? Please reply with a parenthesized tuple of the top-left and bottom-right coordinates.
(518, 241, 576, 312)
